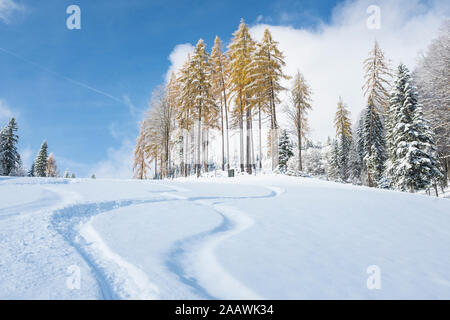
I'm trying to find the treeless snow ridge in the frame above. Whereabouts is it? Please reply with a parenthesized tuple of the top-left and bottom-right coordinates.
(0, 175, 449, 299)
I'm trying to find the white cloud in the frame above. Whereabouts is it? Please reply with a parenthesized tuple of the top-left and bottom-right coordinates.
(123, 94, 137, 116)
(248, 0, 449, 141)
(0, 0, 24, 24)
(165, 43, 194, 82)
(0, 99, 15, 123)
(92, 139, 135, 179)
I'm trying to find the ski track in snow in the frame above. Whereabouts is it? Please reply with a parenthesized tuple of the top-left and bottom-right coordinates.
(46, 182, 284, 300)
(161, 185, 285, 299)
(50, 198, 169, 299)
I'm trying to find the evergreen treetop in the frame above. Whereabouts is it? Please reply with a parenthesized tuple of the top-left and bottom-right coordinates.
(34, 140, 48, 177)
(0, 117, 21, 176)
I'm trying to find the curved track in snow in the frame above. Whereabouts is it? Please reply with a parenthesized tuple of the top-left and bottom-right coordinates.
(48, 183, 284, 300)
(162, 185, 284, 299)
(50, 198, 169, 299)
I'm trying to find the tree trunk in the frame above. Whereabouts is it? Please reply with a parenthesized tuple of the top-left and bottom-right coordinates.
(445, 155, 450, 181)
(154, 155, 157, 180)
(297, 127, 302, 172)
(246, 109, 252, 174)
(251, 114, 256, 172)
(269, 80, 279, 171)
(239, 98, 245, 172)
(223, 83, 230, 171)
(205, 129, 209, 172)
(220, 99, 225, 171)
(184, 130, 188, 177)
(197, 106, 202, 177)
(258, 106, 262, 170)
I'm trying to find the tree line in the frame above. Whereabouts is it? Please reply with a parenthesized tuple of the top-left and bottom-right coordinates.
(133, 19, 448, 196)
(0, 118, 76, 178)
(134, 20, 294, 179)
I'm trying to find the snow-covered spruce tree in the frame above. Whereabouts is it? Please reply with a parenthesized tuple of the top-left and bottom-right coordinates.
(45, 153, 58, 177)
(304, 148, 326, 176)
(414, 20, 450, 182)
(387, 64, 443, 193)
(334, 97, 352, 181)
(349, 114, 364, 184)
(91, 174, 96, 179)
(0, 118, 21, 176)
(277, 130, 293, 173)
(63, 169, 70, 178)
(28, 161, 35, 177)
(364, 145, 383, 188)
(34, 140, 48, 177)
(71, 173, 76, 178)
(362, 101, 386, 187)
(327, 139, 340, 180)
(9, 159, 26, 176)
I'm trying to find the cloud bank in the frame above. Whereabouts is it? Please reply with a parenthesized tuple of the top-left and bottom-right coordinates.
(248, 0, 449, 141)
(165, 43, 194, 82)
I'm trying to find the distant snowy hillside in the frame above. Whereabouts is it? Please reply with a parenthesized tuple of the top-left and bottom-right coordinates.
(0, 175, 449, 299)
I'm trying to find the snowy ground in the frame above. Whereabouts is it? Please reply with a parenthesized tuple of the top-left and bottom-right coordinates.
(0, 175, 449, 299)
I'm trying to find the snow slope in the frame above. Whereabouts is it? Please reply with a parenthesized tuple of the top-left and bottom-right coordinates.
(0, 175, 449, 299)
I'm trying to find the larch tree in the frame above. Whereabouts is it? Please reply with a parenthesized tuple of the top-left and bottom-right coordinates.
(166, 71, 182, 176)
(362, 40, 392, 114)
(334, 97, 352, 181)
(34, 140, 48, 177)
(45, 153, 58, 177)
(361, 41, 390, 186)
(0, 118, 21, 176)
(153, 85, 174, 178)
(133, 119, 150, 179)
(249, 28, 289, 171)
(228, 19, 256, 173)
(246, 35, 270, 171)
(387, 64, 443, 193)
(285, 70, 312, 172)
(190, 39, 213, 177)
(177, 54, 196, 176)
(210, 36, 231, 171)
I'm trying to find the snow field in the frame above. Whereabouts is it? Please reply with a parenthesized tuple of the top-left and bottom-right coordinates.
(0, 175, 449, 299)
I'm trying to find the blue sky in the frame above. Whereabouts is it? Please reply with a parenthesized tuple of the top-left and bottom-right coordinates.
(0, 0, 447, 177)
(0, 0, 340, 176)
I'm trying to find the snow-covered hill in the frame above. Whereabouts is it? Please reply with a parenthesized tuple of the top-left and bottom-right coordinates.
(0, 175, 449, 299)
